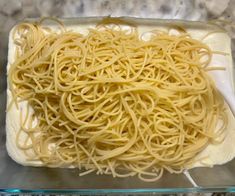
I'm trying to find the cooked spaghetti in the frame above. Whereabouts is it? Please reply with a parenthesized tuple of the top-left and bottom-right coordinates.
(8, 19, 227, 181)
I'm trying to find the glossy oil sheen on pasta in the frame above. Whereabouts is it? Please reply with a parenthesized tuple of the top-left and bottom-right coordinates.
(7, 19, 227, 181)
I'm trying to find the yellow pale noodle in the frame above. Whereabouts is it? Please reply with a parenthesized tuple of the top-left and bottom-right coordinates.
(8, 19, 227, 181)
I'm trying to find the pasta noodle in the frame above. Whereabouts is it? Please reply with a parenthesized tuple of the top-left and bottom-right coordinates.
(8, 19, 227, 181)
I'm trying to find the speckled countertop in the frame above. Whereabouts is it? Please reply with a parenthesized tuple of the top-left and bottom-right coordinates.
(0, 0, 235, 195)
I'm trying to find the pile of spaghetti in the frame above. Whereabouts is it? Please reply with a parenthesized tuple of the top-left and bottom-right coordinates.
(8, 19, 227, 181)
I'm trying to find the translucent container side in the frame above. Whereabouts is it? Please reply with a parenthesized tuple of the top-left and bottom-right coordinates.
(1, 17, 235, 194)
